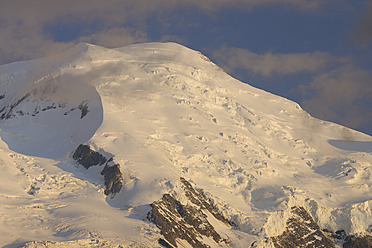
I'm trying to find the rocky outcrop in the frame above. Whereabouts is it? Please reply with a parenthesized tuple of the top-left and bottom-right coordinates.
(322, 226, 372, 247)
(72, 144, 107, 169)
(21, 238, 142, 247)
(180, 178, 230, 224)
(272, 206, 335, 248)
(72, 144, 123, 196)
(147, 178, 230, 248)
(0, 92, 90, 120)
(100, 158, 123, 195)
(343, 234, 372, 248)
(78, 100, 89, 119)
(268, 206, 372, 248)
(0, 93, 30, 119)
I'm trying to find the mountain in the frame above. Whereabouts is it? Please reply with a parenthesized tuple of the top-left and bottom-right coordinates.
(0, 42, 372, 248)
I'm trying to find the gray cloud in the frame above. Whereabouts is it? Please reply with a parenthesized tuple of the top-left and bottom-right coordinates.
(0, 0, 335, 65)
(350, 0, 372, 45)
(79, 28, 148, 48)
(212, 45, 372, 134)
(177, 0, 325, 12)
(212, 47, 347, 77)
(0, 0, 150, 63)
(0, 23, 73, 63)
(300, 65, 372, 130)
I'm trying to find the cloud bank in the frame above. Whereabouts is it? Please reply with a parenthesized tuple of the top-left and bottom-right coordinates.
(300, 65, 372, 131)
(212, 45, 372, 133)
(213, 47, 347, 77)
(351, 0, 372, 45)
(0, 0, 335, 64)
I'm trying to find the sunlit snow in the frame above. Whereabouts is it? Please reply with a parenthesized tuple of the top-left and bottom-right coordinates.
(1, 42, 372, 247)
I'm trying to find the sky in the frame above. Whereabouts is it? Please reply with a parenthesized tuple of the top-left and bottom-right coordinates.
(1, 0, 372, 136)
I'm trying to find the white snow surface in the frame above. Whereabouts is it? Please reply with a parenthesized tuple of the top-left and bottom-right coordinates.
(0, 42, 372, 247)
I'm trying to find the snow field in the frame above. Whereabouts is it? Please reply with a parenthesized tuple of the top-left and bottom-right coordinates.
(0, 42, 372, 246)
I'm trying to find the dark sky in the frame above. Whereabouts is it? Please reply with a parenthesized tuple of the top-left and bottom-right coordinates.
(1, 0, 372, 136)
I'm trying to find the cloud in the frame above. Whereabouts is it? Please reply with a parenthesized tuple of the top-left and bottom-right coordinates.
(0, 0, 335, 65)
(0, 0, 152, 63)
(299, 65, 372, 130)
(0, 21, 73, 63)
(158, 35, 187, 44)
(350, 0, 372, 45)
(212, 45, 372, 134)
(177, 0, 325, 12)
(79, 28, 148, 48)
(212, 47, 346, 77)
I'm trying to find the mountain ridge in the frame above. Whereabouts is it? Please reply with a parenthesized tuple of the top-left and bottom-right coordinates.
(0, 42, 372, 247)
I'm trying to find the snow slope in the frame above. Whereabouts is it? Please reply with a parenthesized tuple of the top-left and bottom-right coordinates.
(0, 42, 372, 247)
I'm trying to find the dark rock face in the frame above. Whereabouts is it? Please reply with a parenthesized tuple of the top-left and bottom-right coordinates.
(100, 158, 123, 195)
(333, 229, 347, 242)
(148, 194, 206, 248)
(72, 144, 107, 169)
(0, 91, 89, 120)
(272, 206, 335, 248)
(78, 100, 89, 119)
(323, 226, 372, 247)
(158, 238, 173, 248)
(180, 178, 230, 226)
(343, 234, 372, 248)
(0, 93, 30, 119)
(72, 144, 123, 196)
(322, 229, 346, 246)
(0, 93, 67, 120)
(147, 178, 230, 248)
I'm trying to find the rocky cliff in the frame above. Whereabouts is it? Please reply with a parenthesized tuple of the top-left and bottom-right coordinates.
(73, 144, 123, 196)
(147, 178, 231, 248)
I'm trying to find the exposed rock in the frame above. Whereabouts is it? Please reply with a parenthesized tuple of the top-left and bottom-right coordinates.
(147, 178, 230, 248)
(180, 177, 230, 226)
(72, 144, 107, 169)
(323, 227, 372, 247)
(334, 230, 347, 240)
(0, 93, 30, 119)
(100, 158, 123, 195)
(327, 229, 347, 246)
(78, 100, 89, 119)
(0, 92, 86, 120)
(41, 104, 57, 111)
(21, 238, 144, 247)
(343, 234, 372, 248)
(27, 184, 39, 195)
(72, 144, 123, 196)
(272, 206, 335, 248)
(148, 194, 211, 248)
(158, 238, 173, 248)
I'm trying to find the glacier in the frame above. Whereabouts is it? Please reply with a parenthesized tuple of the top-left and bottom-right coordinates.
(0, 42, 371, 247)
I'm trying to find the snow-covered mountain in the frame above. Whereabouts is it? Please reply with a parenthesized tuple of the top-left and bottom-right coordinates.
(1, 42, 372, 248)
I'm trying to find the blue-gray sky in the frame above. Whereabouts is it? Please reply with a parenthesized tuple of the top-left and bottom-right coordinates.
(1, 0, 372, 136)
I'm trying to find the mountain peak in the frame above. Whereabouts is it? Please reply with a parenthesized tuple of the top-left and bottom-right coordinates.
(1, 42, 372, 247)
